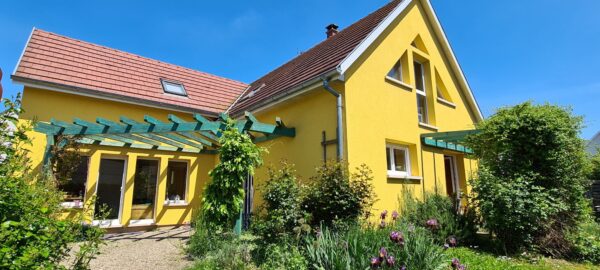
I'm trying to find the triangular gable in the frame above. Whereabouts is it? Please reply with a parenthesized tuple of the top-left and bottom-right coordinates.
(336, 0, 483, 121)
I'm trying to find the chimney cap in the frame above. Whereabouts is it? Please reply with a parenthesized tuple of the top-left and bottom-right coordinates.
(326, 24, 339, 30)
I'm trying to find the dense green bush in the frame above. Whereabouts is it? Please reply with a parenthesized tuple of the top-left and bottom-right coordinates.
(187, 234, 259, 270)
(302, 162, 376, 227)
(468, 102, 591, 254)
(567, 218, 600, 264)
(399, 191, 478, 245)
(259, 244, 308, 270)
(201, 119, 263, 229)
(0, 96, 104, 269)
(252, 161, 308, 244)
(589, 151, 600, 180)
(304, 223, 447, 270)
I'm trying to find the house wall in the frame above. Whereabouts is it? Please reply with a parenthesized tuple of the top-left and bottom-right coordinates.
(20, 87, 216, 227)
(343, 1, 479, 214)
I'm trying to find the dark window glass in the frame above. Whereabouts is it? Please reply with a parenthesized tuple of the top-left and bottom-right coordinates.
(166, 161, 187, 201)
(59, 156, 89, 202)
(133, 160, 158, 205)
(414, 62, 425, 91)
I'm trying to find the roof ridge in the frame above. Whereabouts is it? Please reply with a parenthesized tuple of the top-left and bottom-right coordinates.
(33, 28, 249, 87)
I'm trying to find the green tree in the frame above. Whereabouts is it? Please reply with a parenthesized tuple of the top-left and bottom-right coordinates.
(468, 102, 590, 253)
(589, 151, 600, 180)
(201, 119, 263, 229)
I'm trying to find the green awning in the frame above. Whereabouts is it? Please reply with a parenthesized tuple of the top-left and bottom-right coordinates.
(420, 129, 479, 153)
(35, 112, 295, 165)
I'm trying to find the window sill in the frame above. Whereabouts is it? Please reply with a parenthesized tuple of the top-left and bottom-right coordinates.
(419, 122, 438, 131)
(60, 202, 84, 209)
(387, 174, 422, 181)
(385, 76, 413, 91)
(164, 201, 188, 206)
(437, 97, 456, 108)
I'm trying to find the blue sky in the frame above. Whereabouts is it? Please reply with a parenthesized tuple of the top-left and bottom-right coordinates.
(1, 0, 599, 138)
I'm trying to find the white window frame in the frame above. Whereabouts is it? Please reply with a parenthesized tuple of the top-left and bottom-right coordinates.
(164, 159, 190, 206)
(414, 61, 429, 124)
(386, 144, 411, 178)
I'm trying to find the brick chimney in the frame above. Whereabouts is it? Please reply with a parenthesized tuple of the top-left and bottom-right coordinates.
(326, 24, 339, 38)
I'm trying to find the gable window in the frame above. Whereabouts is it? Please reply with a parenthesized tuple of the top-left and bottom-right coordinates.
(387, 60, 403, 81)
(414, 61, 428, 123)
(386, 144, 410, 177)
(161, 79, 187, 96)
(59, 156, 90, 208)
(165, 161, 188, 204)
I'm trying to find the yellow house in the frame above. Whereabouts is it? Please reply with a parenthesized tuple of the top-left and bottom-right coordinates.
(12, 0, 482, 229)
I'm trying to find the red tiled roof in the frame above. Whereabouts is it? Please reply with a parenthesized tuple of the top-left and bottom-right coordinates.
(13, 29, 248, 115)
(229, 0, 403, 115)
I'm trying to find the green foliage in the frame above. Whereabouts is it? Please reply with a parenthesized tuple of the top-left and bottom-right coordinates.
(304, 223, 447, 270)
(400, 191, 478, 245)
(567, 219, 600, 264)
(0, 95, 105, 269)
(468, 102, 590, 253)
(302, 162, 376, 227)
(589, 151, 600, 180)
(187, 233, 259, 270)
(201, 119, 263, 229)
(259, 244, 308, 270)
(252, 161, 307, 244)
(188, 224, 237, 258)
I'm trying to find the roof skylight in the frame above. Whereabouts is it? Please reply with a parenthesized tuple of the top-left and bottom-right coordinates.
(161, 79, 187, 96)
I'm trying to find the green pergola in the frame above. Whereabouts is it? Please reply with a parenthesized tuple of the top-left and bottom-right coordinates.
(35, 111, 295, 165)
(421, 129, 479, 153)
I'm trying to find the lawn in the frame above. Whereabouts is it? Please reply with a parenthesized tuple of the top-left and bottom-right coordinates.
(447, 247, 600, 270)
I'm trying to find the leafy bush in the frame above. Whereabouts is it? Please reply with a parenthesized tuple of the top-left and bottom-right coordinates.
(589, 151, 600, 180)
(567, 219, 600, 264)
(0, 96, 104, 269)
(259, 244, 308, 270)
(201, 119, 263, 229)
(304, 223, 447, 270)
(252, 161, 308, 244)
(302, 162, 376, 227)
(399, 191, 478, 245)
(468, 102, 590, 254)
(188, 224, 237, 258)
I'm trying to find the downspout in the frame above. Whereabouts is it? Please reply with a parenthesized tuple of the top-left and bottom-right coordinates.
(321, 78, 343, 160)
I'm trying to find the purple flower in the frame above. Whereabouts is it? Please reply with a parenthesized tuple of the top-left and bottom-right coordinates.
(379, 247, 388, 259)
(385, 255, 395, 266)
(447, 236, 458, 247)
(426, 218, 439, 229)
(380, 210, 388, 220)
(451, 258, 460, 268)
(458, 265, 467, 270)
(391, 210, 399, 220)
(400, 266, 407, 270)
(389, 231, 404, 245)
(370, 257, 381, 268)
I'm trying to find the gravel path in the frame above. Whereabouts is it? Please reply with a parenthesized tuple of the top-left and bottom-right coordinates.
(88, 226, 193, 270)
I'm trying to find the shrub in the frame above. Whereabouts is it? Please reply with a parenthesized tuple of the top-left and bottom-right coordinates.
(589, 151, 600, 180)
(399, 191, 478, 245)
(567, 218, 600, 264)
(252, 161, 307, 244)
(187, 233, 259, 270)
(304, 223, 447, 270)
(201, 119, 263, 229)
(468, 102, 590, 254)
(302, 162, 376, 227)
(259, 244, 308, 270)
(0, 96, 104, 269)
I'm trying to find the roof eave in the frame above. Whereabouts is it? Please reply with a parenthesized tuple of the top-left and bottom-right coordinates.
(11, 75, 220, 117)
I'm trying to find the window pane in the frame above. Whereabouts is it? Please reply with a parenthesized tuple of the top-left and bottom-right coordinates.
(387, 61, 402, 81)
(414, 62, 425, 91)
(162, 81, 186, 95)
(386, 147, 392, 171)
(166, 161, 187, 201)
(417, 94, 428, 123)
(59, 156, 89, 202)
(133, 160, 158, 205)
(393, 148, 407, 172)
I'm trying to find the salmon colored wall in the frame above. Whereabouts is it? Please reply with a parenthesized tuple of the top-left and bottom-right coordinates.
(342, 1, 479, 214)
(21, 87, 216, 227)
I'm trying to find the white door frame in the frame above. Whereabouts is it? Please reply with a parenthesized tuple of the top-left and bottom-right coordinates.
(93, 155, 127, 228)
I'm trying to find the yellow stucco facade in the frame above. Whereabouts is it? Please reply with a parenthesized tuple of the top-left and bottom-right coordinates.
(18, 0, 481, 228)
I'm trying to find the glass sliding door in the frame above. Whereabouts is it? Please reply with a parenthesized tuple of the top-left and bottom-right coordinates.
(95, 158, 126, 221)
(131, 159, 159, 220)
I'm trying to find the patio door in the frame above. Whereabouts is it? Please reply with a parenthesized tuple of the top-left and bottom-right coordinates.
(131, 159, 159, 222)
(94, 158, 126, 223)
(444, 155, 460, 201)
